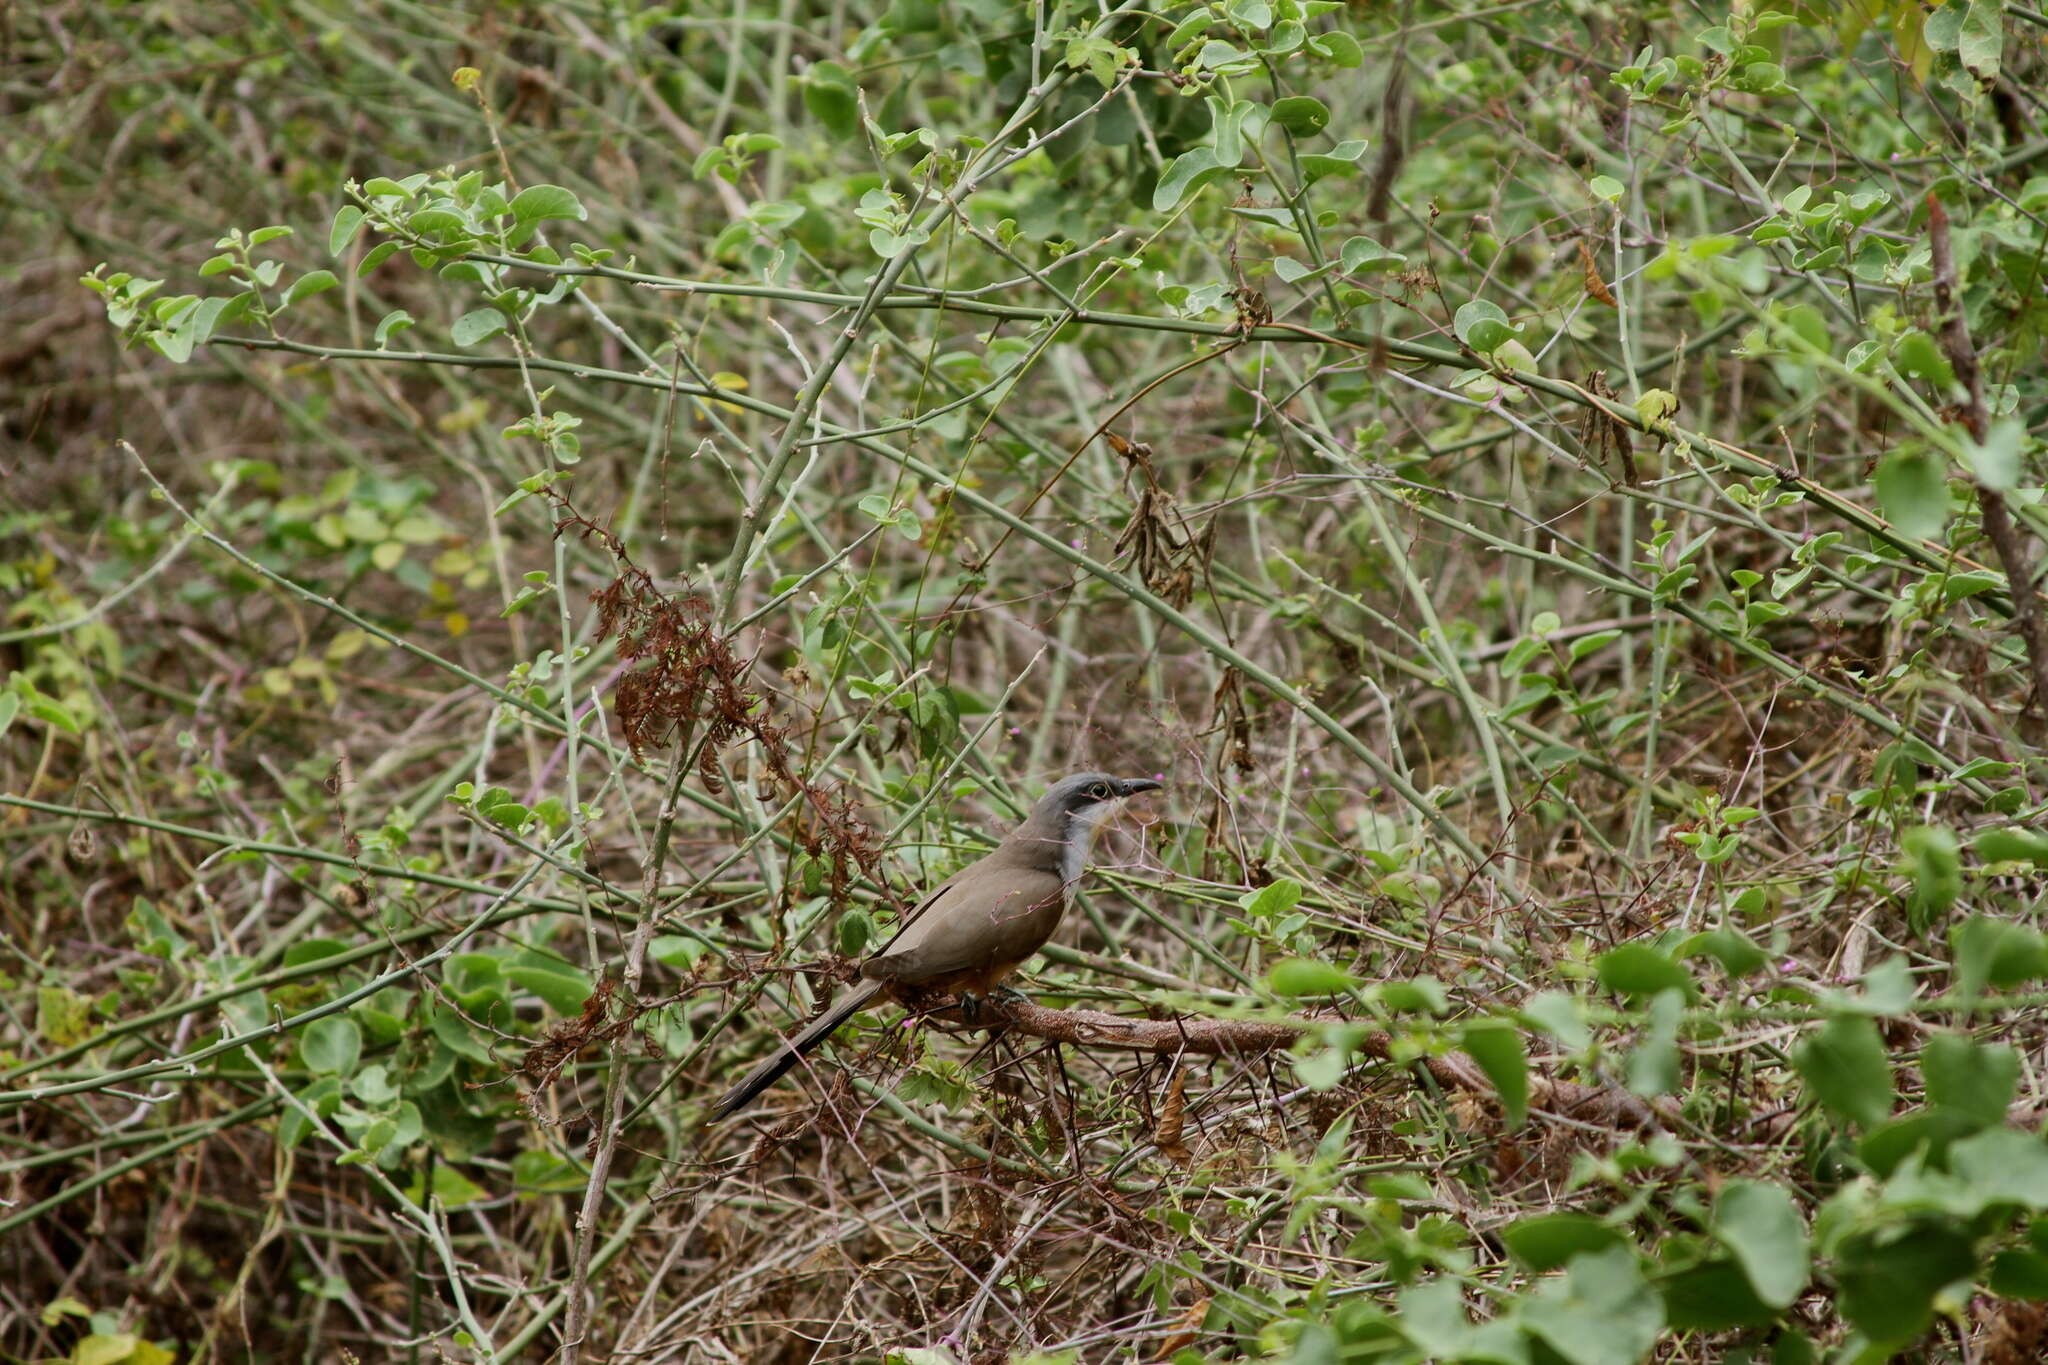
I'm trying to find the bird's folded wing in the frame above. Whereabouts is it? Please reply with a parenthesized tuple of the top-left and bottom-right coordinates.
(863, 873, 1065, 983)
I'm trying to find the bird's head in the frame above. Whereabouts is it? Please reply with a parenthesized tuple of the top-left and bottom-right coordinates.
(1032, 772, 1164, 829)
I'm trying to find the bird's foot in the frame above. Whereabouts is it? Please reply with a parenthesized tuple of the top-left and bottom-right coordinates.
(953, 985, 1029, 1025)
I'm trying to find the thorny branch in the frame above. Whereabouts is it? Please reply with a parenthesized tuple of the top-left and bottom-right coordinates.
(1927, 193, 2048, 737)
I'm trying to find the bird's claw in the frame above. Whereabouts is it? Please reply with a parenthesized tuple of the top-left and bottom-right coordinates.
(953, 985, 1029, 1025)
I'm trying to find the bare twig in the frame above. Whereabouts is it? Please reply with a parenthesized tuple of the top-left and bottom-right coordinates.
(1927, 193, 2048, 736)
(976, 999, 1673, 1130)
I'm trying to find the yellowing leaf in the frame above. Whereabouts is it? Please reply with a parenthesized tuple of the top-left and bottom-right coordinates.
(75, 1334, 144, 1365)
(436, 397, 488, 433)
(37, 986, 94, 1045)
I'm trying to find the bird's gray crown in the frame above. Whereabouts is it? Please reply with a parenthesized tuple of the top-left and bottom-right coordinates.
(1030, 772, 1163, 820)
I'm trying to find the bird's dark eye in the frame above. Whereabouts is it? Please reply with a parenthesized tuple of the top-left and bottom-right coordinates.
(1089, 782, 1111, 800)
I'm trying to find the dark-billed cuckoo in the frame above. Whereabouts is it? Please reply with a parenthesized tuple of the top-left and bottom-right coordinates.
(708, 772, 1162, 1120)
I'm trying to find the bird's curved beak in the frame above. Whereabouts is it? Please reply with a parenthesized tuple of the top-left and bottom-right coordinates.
(1115, 776, 1164, 798)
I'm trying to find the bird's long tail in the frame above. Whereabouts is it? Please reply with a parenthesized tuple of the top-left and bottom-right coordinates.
(707, 979, 883, 1121)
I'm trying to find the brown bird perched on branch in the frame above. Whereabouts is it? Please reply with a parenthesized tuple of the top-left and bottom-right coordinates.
(708, 772, 1163, 1120)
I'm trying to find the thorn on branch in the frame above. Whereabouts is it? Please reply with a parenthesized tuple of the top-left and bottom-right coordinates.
(968, 998, 1673, 1132)
(1927, 193, 2048, 738)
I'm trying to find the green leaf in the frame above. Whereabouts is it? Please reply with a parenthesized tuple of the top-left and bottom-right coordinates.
(279, 1076, 340, 1150)
(428, 1001, 493, 1063)
(505, 965, 594, 1015)
(406, 207, 467, 235)
(1654, 1259, 1778, 1331)
(1792, 1015, 1893, 1128)
(1520, 990, 1591, 1049)
(1989, 1249, 2048, 1299)
(1950, 1127, 2048, 1210)
(1453, 299, 1515, 354)
(1293, 1046, 1347, 1090)
(409, 1163, 489, 1208)
(74, 1333, 170, 1365)
(1951, 916, 2048, 999)
(349, 1064, 399, 1105)
(368, 311, 411, 349)
(1522, 1246, 1664, 1365)
(1153, 148, 1229, 211)
(838, 907, 874, 956)
(283, 270, 338, 307)
(1501, 1213, 1627, 1272)
(650, 934, 708, 971)
(1714, 1180, 1808, 1308)
(1269, 96, 1329, 135)
(1892, 329, 1955, 387)
(1268, 958, 1355, 996)
(1676, 927, 1766, 977)
(1974, 826, 2048, 867)
(1065, 33, 1133, 88)
(1941, 569, 2005, 603)
(1858, 1109, 1980, 1179)
(1195, 39, 1253, 71)
(1835, 1222, 1974, 1346)
(1900, 825, 1960, 927)
(282, 938, 350, 969)
(1958, 0, 2003, 80)
(803, 62, 861, 140)
(1242, 878, 1303, 918)
(329, 205, 366, 255)
(1922, 1032, 2017, 1127)
(20, 687, 82, 734)
(185, 295, 233, 348)
(1339, 235, 1404, 274)
(451, 309, 507, 346)
(149, 325, 195, 364)
(1874, 447, 1950, 541)
(1309, 30, 1363, 66)
(1379, 976, 1448, 1014)
(510, 184, 586, 222)
(1831, 954, 1915, 1015)
(1595, 943, 1696, 1000)
(1634, 388, 1679, 425)
(1460, 1021, 1528, 1128)
(1624, 989, 1683, 1097)
(1225, 0, 1272, 28)
(301, 1016, 362, 1076)
(513, 1147, 588, 1193)
(358, 240, 401, 277)
(1962, 417, 2026, 491)
(1391, 1277, 1470, 1357)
